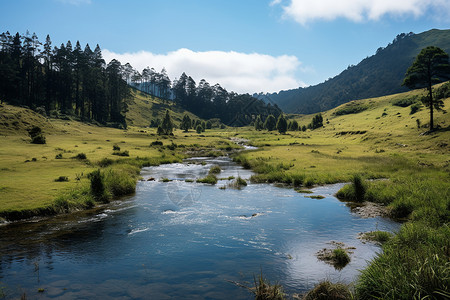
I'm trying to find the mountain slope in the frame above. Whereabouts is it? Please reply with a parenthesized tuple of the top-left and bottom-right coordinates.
(265, 29, 450, 114)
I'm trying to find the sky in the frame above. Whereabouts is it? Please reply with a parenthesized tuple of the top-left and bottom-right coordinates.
(1, 0, 450, 94)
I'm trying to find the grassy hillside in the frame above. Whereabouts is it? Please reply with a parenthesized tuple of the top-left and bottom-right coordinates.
(126, 89, 200, 127)
(267, 29, 450, 114)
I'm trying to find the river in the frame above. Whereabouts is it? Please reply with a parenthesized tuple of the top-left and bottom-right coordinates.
(0, 156, 399, 299)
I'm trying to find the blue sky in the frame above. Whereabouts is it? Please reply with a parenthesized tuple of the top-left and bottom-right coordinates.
(1, 0, 449, 93)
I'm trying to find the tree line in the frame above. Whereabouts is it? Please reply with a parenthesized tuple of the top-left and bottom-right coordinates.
(128, 66, 282, 126)
(0, 31, 129, 127)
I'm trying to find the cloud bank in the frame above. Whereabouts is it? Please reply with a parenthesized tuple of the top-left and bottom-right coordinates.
(274, 0, 450, 24)
(102, 48, 305, 94)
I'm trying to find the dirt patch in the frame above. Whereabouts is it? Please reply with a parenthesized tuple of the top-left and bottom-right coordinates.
(350, 202, 389, 218)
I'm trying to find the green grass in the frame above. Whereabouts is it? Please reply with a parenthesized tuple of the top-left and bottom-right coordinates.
(303, 281, 353, 300)
(356, 223, 450, 300)
(197, 174, 218, 184)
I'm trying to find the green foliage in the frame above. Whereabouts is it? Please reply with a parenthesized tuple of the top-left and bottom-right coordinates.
(309, 113, 324, 129)
(113, 144, 121, 151)
(197, 174, 218, 184)
(180, 114, 192, 132)
(276, 114, 288, 134)
(54, 176, 69, 182)
(28, 126, 46, 144)
(336, 175, 366, 202)
(253, 272, 285, 300)
(392, 96, 418, 107)
(74, 153, 87, 160)
(159, 110, 174, 135)
(403, 46, 450, 129)
(88, 169, 109, 203)
(304, 281, 353, 300)
(196, 124, 203, 134)
(332, 248, 351, 267)
(334, 103, 368, 116)
(208, 165, 222, 175)
(112, 150, 129, 156)
(410, 102, 421, 114)
(255, 115, 264, 131)
(288, 120, 299, 131)
(228, 176, 248, 189)
(362, 231, 392, 244)
(264, 115, 277, 131)
(356, 223, 450, 300)
(264, 29, 450, 114)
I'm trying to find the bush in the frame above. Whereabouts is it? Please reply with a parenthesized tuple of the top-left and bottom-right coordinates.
(55, 153, 63, 159)
(28, 126, 46, 144)
(88, 169, 109, 203)
(334, 102, 368, 116)
(74, 153, 87, 160)
(112, 150, 129, 157)
(54, 176, 69, 182)
(98, 157, 114, 167)
(410, 103, 421, 114)
(392, 96, 417, 107)
(113, 144, 120, 151)
(151, 140, 163, 146)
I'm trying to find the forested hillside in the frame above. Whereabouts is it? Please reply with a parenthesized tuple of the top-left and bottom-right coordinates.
(0, 31, 129, 127)
(263, 29, 450, 114)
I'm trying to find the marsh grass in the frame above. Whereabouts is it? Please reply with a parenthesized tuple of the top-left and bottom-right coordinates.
(197, 174, 218, 184)
(356, 223, 450, 300)
(209, 165, 222, 175)
(360, 231, 392, 244)
(303, 281, 353, 300)
(253, 272, 285, 300)
(228, 176, 247, 189)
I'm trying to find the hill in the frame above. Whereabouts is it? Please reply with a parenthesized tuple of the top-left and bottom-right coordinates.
(263, 29, 450, 114)
(126, 88, 202, 128)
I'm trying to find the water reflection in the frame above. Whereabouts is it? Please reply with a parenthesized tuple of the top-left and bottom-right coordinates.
(0, 157, 399, 299)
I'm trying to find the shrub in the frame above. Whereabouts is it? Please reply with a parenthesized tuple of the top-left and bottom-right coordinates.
(31, 134, 46, 144)
(392, 96, 417, 107)
(334, 103, 368, 116)
(113, 144, 120, 151)
(112, 150, 129, 157)
(54, 176, 69, 182)
(88, 169, 109, 203)
(74, 153, 87, 160)
(55, 153, 63, 159)
(98, 157, 114, 167)
(150, 140, 163, 146)
(410, 103, 421, 114)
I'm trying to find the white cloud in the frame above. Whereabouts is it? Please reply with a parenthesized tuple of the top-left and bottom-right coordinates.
(103, 48, 305, 94)
(274, 0, 450, 24)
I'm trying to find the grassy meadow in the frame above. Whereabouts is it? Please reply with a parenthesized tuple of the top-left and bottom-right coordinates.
(0, 86, 449, 298)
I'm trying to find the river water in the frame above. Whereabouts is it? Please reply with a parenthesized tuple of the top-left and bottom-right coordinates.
(0, 157, 399, 299)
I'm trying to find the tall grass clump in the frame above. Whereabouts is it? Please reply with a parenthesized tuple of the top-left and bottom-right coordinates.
(356, 222, 450, 300)
(303, 281, 353, 300)
(197, 174, 218, 184)
(103, 164, 140, 197)
(88, 169, 109, 203)
(209, 165, 222, 175)
(336, 174, 366, 202)
(252, 272, 285, 300)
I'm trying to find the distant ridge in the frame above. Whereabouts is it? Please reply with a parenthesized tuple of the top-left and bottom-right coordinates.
(261, 29, 450, 114)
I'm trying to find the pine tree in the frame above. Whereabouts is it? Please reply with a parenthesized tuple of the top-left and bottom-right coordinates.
(276, 114, 288, 134)
(264, 114, 276, 131)
(180, 114, 191, 132)
(159, 110, 173, 135)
